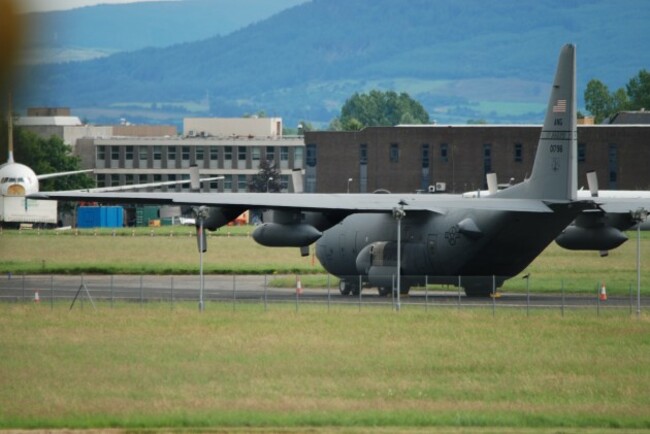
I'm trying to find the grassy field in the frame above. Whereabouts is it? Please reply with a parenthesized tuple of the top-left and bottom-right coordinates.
(1, 227, 650, 295)
(0, 303, 649, 431)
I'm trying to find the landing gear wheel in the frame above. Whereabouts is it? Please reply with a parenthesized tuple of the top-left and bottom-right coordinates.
(377, 286, 391, 297)
(463, 286, 493, 298)
(339, 280, 351, 296)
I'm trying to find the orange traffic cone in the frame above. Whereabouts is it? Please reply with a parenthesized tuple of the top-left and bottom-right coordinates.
(296, 276, 303, 295)
(599, 282, 607, 301)
(34, 291, 40, 303)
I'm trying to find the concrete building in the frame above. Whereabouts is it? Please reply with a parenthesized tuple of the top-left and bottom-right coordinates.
(73, 117, 302, 193)
(76, 134, 304, 192)
(304, 124, 650, 194)
(184, 117, 282, 138)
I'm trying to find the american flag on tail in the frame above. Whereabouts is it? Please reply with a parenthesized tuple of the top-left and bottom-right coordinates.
(553, 99, 567, 113)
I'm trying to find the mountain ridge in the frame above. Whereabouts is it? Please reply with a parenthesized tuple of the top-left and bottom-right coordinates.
(18, 0, 650, 127)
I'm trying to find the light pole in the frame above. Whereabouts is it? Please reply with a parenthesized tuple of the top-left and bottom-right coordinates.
(267, 177, 273, 192)
(392, 205, 406, 312)
(196, 206, 209, 312)
(632, 208, 648, 318)
(347, 178, 353, 193)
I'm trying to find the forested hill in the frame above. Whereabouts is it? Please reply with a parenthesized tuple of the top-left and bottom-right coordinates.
(20, 0, 650, 126)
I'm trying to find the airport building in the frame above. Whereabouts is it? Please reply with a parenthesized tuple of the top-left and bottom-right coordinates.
(304, 123, 650, 194)
(74, 117, 304, 192)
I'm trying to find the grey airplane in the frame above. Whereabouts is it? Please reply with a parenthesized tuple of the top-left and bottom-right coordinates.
(32, 44, 633, 297)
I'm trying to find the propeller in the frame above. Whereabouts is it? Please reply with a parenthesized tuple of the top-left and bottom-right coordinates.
(195, 206, 208, 253)
(586, 171, 607, 256)
(586, 170, 599, 197)
(486, 172, 498, 195)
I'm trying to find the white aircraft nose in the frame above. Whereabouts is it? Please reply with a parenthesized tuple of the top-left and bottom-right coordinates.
(4, 183, 26, 196)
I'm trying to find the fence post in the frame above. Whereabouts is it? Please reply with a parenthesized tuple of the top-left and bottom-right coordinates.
(232, 275, 236, 312)
(327, 274, 331, 313)
(629, 283, 633, 316)
(562, 279, 564, 317)
(358, 275, 362, 312)
(264, 275, 268, 312)
(492, 275, 496, 317)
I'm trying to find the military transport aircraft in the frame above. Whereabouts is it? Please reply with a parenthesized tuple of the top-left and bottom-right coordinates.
(31, 44, 628, 297)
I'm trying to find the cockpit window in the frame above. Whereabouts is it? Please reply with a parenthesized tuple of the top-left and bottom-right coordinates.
(1, 177, 24, 183)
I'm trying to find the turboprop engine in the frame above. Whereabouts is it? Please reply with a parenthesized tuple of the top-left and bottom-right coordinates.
(251, 209, 341, 250)
(555, 225, 628, 251)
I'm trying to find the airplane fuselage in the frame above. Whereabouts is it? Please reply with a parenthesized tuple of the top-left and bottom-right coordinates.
(316, 203, 581, 295)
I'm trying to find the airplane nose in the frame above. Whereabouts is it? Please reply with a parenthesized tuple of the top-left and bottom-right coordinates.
(6, 184, 25, 196)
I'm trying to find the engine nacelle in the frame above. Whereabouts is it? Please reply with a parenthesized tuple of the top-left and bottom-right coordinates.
(252, 222, 322, 247)
(555, 225, 628, 251)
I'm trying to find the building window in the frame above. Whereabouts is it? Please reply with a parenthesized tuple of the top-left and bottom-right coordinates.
(111, 146, 120, 161)
(266, 146, 275, 162)
(224, 175, 233, 191)
(294, 147, 304, 165)
(111, 174, 120, 187)
(514, 143, 523, 163)
(125, 146, 134, 161)
(421, 144, 430, 192)
(138, 174, 148, 184)
(440, 143, 448, 163)
(359, 143, 368, 193)
(153, 146, 162, 161)
(306, 144, 317, 167)
(196, 147, 204, 161)
(360, 143, 368, 165)
(483, 144, 492, 180)
(96, 174, 105, 187)
(578, 143, 586, 163)
(251, 147, 260, 161)
(280, 146, 289, 162)
(125, 174, 134, 185)
(237, 175, 247, 191)
(167, 146, 176, 163)
(280, 175, 289, 192)
(97, 146, 105, 161)
(238, 146, 247, 161)
(210, 146, 218, 161)
(608, 143, 618, 189)
(224, 146, 233, 161)
(139, 146, 148, 161)
(182, 146, 190, 161)
(389, 143, 399, 163)
(421, 144, 430, 168)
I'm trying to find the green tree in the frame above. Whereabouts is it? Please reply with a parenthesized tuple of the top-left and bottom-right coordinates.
(0, 126, 94, 191)
(332, 90, 429, 131)
(626, 69, 650, 110)
(248, 158, 281, 192)
(584, 79, 616, 123)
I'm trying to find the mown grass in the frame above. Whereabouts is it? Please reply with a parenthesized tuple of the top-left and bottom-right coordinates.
(1, 228, 650, 295)
(0, 303, 648, 430)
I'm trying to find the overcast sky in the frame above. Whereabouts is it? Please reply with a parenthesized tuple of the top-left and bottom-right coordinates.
(19, 0, 176, 13)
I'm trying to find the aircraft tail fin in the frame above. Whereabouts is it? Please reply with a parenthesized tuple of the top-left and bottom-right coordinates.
(495, 44, 577, 201)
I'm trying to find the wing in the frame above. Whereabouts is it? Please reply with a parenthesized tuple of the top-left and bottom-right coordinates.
(28, 190, 556, 215)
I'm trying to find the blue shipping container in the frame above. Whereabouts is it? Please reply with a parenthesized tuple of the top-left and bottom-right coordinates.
(77, 206, 124, 228)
